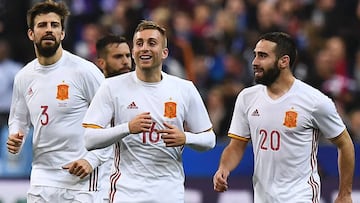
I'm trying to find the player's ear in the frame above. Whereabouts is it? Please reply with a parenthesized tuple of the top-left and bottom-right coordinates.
(162, 47, 169, 60)
(278, 55, 290, 69)
(60, 30, 65, 41)
(27, 29, 34, 41)
(96, 58, 105, 70)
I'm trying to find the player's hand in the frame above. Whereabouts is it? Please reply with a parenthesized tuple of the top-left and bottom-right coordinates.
(7, 132, 24, 154)
(157, 122, 186, 147)
(62, 159, 93, 179)
(213, 169, 229, 192)
(128, 112, 153, 134)
(334, 195, 352, 203)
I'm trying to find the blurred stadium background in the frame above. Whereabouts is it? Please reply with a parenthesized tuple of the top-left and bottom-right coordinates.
(1, 0, 360, 202)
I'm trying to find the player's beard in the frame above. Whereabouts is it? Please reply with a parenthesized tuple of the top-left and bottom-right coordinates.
(254, 61, 280, 86)
(105, 65, 131, 78)
(35, 39, 61, 58)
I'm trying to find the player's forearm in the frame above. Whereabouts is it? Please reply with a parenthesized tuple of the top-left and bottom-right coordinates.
(8, 109, 31, 138)
(8, 117, 31, 154)
(185, 129, 216, 151)
(219, 140, 247, 172)
(219, 148, 242, 172)
(84, 123, 130, 150)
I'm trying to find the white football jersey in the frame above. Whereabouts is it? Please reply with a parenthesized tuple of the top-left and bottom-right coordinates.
(83, 71, 213, 203)
(229, 79, 345, 202)
(8, 50, 108, 191)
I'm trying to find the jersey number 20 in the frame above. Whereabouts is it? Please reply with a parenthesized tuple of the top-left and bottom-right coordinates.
(259, 129, 280, 151)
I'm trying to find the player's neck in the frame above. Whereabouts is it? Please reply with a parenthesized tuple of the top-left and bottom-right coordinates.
(136, 67, 162, 83)
(36, 47, 63, 66)
(266, 75, 295, 99)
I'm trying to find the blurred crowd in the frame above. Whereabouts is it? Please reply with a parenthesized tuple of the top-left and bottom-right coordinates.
(1, 0, 360, 143)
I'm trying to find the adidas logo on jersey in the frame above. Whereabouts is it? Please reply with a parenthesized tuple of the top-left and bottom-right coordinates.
(127, 101, 138, 109)
(251, 109, 260, 116)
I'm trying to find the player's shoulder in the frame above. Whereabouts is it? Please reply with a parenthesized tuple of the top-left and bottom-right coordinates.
(291, 79, 335, 109)
(233, 84, 263, 107)
(63, 50, 98, 70)
(103, 71, 134, 86)
(63, 50, 103, 76)
(239, 84, 263, 96)
(294, 79, 328, 98)
(163, 72, 193, 86)
(15, 58, 36, 78)
(107, 71, 131, 80)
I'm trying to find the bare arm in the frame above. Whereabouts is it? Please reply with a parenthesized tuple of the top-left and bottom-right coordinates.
(330, 129, 354, 203)
(213, 138, 249, 192)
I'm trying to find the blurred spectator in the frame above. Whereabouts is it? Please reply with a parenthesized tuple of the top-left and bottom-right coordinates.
(172, 10, 196, 81)
(149, 7, 182, 77)
(150, 6, 196, 80)
(172, 11, 193, 42)
(191, 2, 212, 54)
(100, 0, 129, 35)
(192, 54, 212, 98)
(0, 0, 32, 63)
(224, 0, 248, 33)
(353, 49, 360, 91)
(305, 47, 357, 119)
(99, 0, 144, 42)
(223, 0, 248, 54)
(74, 23, 104, 63)
(211, 9, 239, 54)
(201, 36, 226, 86)
(206, 86, 227, 141)
(310, 0, 336, 31)
(63, 0, 103, 51)
(0, 36, 32, 177)
(325, 36, 349, 77)
(305, 49, 334, 92)
(348, 108, 360, 143)
(322, 36, 357, 113)
(254, 1, 281, 34)
(203, 53, 249, 143)
(274, 0, 299, 33)
(0, 38, 22, 129)
(1, 0, 360, 146)
(223, 52, 253, 88)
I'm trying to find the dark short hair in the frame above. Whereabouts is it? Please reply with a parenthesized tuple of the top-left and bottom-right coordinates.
(27, 0, 70, 30)
(133, 20, 167, 47)
(96, 34, 128, 58)
(258, 32, 297, 69)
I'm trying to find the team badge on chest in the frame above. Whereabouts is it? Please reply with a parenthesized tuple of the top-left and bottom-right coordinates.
(56, 82, 69, 101)
(164, 100, 177, 118)
(283, 108, 297, 128)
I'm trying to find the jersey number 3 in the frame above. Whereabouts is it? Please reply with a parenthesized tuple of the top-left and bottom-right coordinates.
(40, 105, 49, 125)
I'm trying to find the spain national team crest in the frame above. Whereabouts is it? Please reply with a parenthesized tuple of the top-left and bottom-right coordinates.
(56, 83, 69, 101)
(164, 101, 177, 118)
(283, 108, 297, 128)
